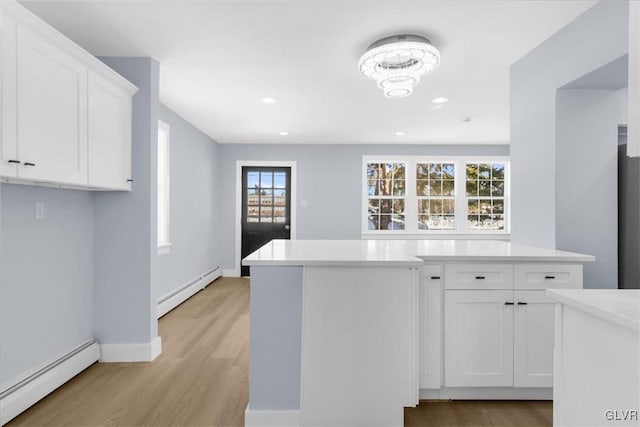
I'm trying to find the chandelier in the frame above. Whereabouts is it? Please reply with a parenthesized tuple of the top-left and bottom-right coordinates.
(358, 34, 440, 98)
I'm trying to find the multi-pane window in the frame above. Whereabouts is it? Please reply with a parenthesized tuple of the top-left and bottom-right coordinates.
(416, 163, 455, 230)
(363, 157, 509, 234)
(366, 162, 406, 230)
(247, 170, 287, 223)
(466, 163, 506, 231)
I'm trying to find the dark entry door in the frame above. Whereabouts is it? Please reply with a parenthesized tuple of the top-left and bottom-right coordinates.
(241, 166, 292, 276)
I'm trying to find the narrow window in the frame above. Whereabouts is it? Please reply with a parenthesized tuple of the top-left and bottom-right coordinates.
(416, 162, 456, 230)
(157, 120, 171, 253)
(466, 162, 506, 231)
(366, 162, 406, 230)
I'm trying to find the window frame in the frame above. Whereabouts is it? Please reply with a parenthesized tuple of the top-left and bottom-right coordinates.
(361, 155, 510, 237)
(157, 120, 171, 254)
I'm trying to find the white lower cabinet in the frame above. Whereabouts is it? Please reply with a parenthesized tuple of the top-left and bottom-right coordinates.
(419, 262, 583, 393)
(419, 264, 443, 389)
(444, 290, 514, 387)
(513, 290, 555, 387)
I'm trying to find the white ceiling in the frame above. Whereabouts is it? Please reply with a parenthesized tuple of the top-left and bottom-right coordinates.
(21, 0, 596, 145)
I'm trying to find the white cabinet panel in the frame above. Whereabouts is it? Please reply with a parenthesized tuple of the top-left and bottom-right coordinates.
(444, 290, 514, 387)
(513, 290, 555, 387)
(514, 264, 582, 290)
(301, 267, 418, 426)
(88, 70, 132, 190)
(419, 264, 442, 389)
(1, 14, 19, 178)
(14, 24, 87, 185)
(445, 263, 513, 290)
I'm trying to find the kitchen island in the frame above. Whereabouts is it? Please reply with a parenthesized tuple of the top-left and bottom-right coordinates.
(547, 289, 640, 426)
(243, 239, 594, 427)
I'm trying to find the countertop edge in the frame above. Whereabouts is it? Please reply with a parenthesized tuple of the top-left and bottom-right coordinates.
(546, 290, 640, 332)
(415, 255, 595, 263)
(242, 260, 424, 267)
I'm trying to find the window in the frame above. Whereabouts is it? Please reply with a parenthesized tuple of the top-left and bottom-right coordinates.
(417, 162, 455, 230)
(366, 162, 406, 230)
(157, 120, 171, 253)
(362, 156, 509, 235)
(466, 163, 506, 231)
(246, 170, 288, 223)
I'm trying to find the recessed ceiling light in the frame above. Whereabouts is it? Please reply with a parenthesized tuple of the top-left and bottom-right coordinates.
(432, 97, 449, 104)
(395, 131, 405, 136)
(261, 97, 277, 104)
(278, 131, 289, 136)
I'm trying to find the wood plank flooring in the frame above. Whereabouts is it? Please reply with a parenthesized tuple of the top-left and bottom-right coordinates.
(8, 277, 552, 427)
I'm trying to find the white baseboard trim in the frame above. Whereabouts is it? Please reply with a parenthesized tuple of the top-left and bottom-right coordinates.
(0, 341, 100, 425)
(419, 387, 553, 400)
(244, 404, 300, 427)
(99, 336, 162, 363)
(157, 266, 222, 318)
(223, 268, 241, 278)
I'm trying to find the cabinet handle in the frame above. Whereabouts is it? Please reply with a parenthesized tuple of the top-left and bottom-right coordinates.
(8, 159, 21, 164)
(126, 179, 133, 182)
(475, 276, 486, 280)
(544, 275, 555, 279)
(430, 276, 441, 280)
(504, 301, 514, 305)
(23, 162, 36, 167)
(517, 301, 528, 305)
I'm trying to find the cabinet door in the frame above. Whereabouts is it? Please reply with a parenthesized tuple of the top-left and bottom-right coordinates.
(514, 290, 555, 387)
(444, 290, 514, 387)
(1, 14, 19, 178)
(419, 265, 442, 389)
(14, 24, 87, 184)
(88, 70, 132, 190)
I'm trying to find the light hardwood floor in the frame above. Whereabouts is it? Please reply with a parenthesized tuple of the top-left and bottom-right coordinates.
(8, 277, 551, 427)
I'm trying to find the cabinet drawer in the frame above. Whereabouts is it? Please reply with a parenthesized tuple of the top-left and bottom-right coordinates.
(444, 264, 513, 290)
(514, 264, 582, 290)
(420, 263, 442, 280)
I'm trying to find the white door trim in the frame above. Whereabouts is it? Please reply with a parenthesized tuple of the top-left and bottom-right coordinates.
(234, 160, 297, 277)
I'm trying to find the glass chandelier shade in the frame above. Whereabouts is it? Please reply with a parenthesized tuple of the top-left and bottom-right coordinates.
(359, 34, 440, 98)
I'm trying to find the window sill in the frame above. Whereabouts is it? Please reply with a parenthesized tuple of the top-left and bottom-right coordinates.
(361, 233, 510, 241)
(157, 243, 172, 255)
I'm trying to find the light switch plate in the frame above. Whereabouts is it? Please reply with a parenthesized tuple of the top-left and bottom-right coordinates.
(35, 201, 45, 220)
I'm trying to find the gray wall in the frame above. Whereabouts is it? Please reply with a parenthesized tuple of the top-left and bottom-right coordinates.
(556, 90, 619, 289)
(510, 0, 629, 249)
(0, 185, 94, 384)
(217, 143, 509, 270)
(249, 266, 303, 410)
(93, 57, 158, 344)
(154, 105, 220, 299)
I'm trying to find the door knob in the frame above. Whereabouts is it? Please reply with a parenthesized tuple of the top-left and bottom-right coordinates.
(285, 225, 290, 230)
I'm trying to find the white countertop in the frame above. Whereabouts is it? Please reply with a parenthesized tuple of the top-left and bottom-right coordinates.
(547, 289, 640, 332)
(242, 239, 595, 267)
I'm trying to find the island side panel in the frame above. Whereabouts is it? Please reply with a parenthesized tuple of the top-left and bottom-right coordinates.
(300, 266, 419, 427)
(249, 265, 303, 410)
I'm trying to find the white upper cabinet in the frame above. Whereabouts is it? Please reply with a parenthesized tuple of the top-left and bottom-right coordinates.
(88, 70, 132, 190)
(0, 2, 137, 190)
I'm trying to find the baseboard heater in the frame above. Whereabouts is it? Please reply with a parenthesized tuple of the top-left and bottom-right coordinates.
(157, 265, 222, 318)
(0, 339, 100, 425)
